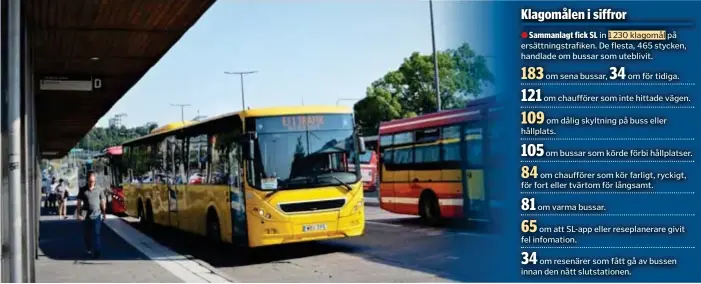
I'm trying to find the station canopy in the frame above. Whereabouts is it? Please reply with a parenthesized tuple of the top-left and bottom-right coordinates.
(31, 0, 215, 158)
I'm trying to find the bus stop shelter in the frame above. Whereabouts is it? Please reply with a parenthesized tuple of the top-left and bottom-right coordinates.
(0, 0, 214, 281)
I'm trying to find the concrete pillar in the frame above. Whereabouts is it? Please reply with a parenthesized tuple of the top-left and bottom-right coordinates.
(6, 0, 24, 281)
(22, 14, 35, 281)
(0, 0, 5, 281)
(20, 14, 27, 282)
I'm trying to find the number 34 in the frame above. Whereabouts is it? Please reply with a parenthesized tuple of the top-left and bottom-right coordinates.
(609, 67, 626, 80)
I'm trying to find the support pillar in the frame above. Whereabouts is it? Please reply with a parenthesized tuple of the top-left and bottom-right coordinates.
(6, 0, 24, 282)
(0, 0, 5, 280)
(22, 13, 35, 281)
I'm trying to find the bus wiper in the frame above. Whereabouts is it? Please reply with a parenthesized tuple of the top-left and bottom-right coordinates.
(265, 177, 310, 198)
(328, 175, 353, 192)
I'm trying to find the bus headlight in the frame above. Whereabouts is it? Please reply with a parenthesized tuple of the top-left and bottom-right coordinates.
(352, 200, 363, 213)
(253, 207, 272, 219)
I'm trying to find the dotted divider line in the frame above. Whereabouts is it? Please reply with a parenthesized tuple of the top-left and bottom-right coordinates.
(520, 106, 695, 108)
(521, 214, 695, 217)
(521, 160, 695, 163)
(520, 83, 696, 86)
(520, 138, 695, 141)
(521, 246, 695, 249)
(520, 192, 695, 195)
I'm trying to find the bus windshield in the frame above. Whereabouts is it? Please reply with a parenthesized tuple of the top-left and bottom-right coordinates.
(248, 114, 360, 190)
(357, 152, 373, 164)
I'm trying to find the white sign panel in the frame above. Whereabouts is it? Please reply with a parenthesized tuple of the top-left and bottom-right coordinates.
(39, 76, 102, 91)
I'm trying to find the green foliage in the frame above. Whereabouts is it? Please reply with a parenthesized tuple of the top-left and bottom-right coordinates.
(354, 43, 494, 135)
(75, 123, 159, 151)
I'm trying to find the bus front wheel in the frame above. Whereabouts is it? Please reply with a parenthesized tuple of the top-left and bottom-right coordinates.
(206, 209, 221, 243)
(419, 191, 441, 225)
(145, 201, 154, 224)
(138, 201, 145, 224)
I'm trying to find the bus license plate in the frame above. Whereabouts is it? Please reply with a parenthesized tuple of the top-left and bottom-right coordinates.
(302, 223, 327, 232)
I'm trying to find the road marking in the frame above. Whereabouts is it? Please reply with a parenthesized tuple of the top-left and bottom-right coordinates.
(103, 216, 237, 283)
(366, 220, 488, 237)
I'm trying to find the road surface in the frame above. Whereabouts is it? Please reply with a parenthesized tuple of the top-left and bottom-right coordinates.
(130, 206, 498, 282)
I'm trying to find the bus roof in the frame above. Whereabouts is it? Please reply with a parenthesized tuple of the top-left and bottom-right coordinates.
(243, 105, 351, 117)
(104, 146, 122, 156)
(150, 121, 194, 134)
(94, 145, 122, 158)
(123, 105, 352, 146)
(378, 96, 497, 135)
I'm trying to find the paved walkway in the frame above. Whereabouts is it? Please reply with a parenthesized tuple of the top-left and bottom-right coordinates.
(37, 205, 233, 283)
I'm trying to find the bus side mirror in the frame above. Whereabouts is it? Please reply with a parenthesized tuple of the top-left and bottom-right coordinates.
(358, 137, 367, 154)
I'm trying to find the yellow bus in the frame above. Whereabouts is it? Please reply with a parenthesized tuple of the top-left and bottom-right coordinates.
(121, 106, 367, 247)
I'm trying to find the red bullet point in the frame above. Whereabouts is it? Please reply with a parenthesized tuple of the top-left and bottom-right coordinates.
(521, 32, 528, 39)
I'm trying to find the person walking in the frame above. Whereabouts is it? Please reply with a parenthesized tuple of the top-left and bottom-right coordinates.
(76, 171, 106, 259)
(41, 180, 50, 209)
(49, 178, 59, 214)
(56, 179, 69, 219)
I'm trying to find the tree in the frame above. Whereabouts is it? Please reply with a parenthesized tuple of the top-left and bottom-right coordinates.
(75, 123, 159, 151)
(354, 43, 493, 135)
(451, 43, 495, 98)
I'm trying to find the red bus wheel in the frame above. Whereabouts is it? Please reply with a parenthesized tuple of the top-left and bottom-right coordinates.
(419, 192, 441, 225)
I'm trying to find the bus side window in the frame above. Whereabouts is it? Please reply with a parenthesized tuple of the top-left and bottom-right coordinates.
(209, 134, 228, 185)
(153, 139, 166, 184)
(442, 125, 461, 162)
(414, 128, 440, 164)
(392, 132, 414, 165)
(414, 144, 439, 163)
(393, 148, 413, 164)
(464, 128, 484, 167)
(381, 149, 394, 165)
(174, 136, 187, 185)
(379, 135, 393, 147)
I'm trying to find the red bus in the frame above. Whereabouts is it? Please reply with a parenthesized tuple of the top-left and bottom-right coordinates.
(377, 97, 499, 223)
(358, 151, 379, 192)
(94, 146, 127, 216)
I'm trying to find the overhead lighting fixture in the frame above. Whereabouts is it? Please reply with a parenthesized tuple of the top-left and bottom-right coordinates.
(90, 57, 100, 61)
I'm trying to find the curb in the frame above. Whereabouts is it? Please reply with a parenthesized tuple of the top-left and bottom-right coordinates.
(190, 256, 241, 283)
(106, 216, 240, 283)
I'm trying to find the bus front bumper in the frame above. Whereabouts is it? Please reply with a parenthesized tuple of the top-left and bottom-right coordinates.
(249, 213, 365, 247)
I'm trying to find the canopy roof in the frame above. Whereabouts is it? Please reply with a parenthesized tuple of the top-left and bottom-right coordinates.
(32, 0, 216, 158)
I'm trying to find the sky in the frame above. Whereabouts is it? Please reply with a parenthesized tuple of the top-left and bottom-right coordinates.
(97, 0, 492, 128)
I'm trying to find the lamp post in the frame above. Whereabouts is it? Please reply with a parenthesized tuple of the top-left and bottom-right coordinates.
(224, 71, 258, 110)
(170, 103, 190, 123)
(429, 0, 441, 112)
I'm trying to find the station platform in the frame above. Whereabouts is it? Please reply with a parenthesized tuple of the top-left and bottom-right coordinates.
(36, 204, 234, 283)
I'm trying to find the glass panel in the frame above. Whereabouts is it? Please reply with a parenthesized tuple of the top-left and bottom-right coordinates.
(380, 135, 393, 146)
(414, 144, 440, 163)
(393, 132, 413, 145)
(415, 128, 439, 143)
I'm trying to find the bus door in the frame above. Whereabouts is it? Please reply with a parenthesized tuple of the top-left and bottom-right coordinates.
(391, 145, 412, 197)
(378, 135, 395, 211)
(228, 144, 248, 244)
(167, 140, 180, 228)
(389, 132, 413, 212)
(462, 122, 486, 219)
